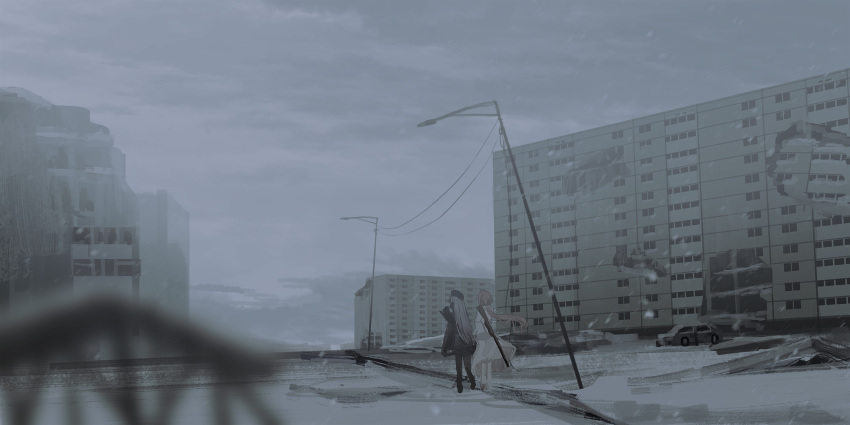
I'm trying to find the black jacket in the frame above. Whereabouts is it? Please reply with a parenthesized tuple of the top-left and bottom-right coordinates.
(440, 306, 475, 356)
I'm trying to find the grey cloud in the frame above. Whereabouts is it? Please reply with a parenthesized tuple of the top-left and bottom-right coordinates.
(191, 271, 367, 345)
(378, 249, 493, 280)
(90, 103, 134, 115)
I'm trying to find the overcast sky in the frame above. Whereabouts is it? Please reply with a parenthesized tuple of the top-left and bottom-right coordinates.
(2, 1, 848, 347)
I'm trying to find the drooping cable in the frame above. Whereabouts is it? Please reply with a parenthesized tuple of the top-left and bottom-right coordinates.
(379, 126, 500, 237)
(379, 120, 499, 230)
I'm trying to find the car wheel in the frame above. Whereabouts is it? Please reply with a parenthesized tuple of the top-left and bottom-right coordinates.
(680, 336, 689, 347)
(711, 334, 720, 345)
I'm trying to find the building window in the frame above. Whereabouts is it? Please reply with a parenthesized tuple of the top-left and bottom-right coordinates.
(618, 312, 631, 320)
(785, 282, 801, 291)
(775, 110, 791, 121)
(615, 212, 627, 221)
(775, 92, 791, 103)
(670, 218, 700, 229)
(640, 157, 653, 166)
(741, 100, 756, 110)
(529, 180, 540, 188)
(640, 173, 654, 182)
(667, 165, 699, 176)
(743, 136, 759, 146)
(617, 296, 630, 304)
(781, 205, 797, 215)
(643, 241, 657, 250)
(639, 124, 651, 133)
(744, 153, 759, 164)
(781, 223, 798, 233)
(807, 79, 848, 94)
(532, 303, 544, 311)
(745, 173, 760, 183)
(642, 207, 655, 217)
(639, 139, 652, 147)
(667, 148, 698, 160)
(742, 117, 757, 128)
(529, 193, 541, 202)
(670, 235, 701, 245)
(785, 300, 802, 310)
(747, 210, 762, 219)
(642, 225, 656, 234)
(510, 305, 521, 313)
(615, 229, 628, 237)
(641, 191, 654, 201)
(745, 191, 761, 201)
(670, 254, 702, 264)
(509, 289, 520, 297)
(617, 279, 629, 287)
(528, 164, 540, 173)
(645, 294, 658, 302)
(614, 178, 626, 187)
(783, 244, 799, 254)
(528, 150, 539, 158)
(614, 196, 626, 205)
(747, 227, 763, 237)
(664, 114, 695, 126)
(612, 130, 624, 139)
(532, 318, 544, 326)
(808, 98, 848, 113)
(668, 183, 699, 195)
(509, 275, 520, 283)
(668, 200, 700, 211)
(783, 262, 800, 272)
(532, 286, 543, 294)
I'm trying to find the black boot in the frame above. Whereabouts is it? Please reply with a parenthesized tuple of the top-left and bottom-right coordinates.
(456, 377, 463, 393)
(469, 376, 477, 390)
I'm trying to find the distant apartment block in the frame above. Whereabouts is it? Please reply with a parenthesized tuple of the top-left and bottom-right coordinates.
(0, 89, 73, 316)
(12, 88, 142, 307)
(138, 190, 190, 316)
(354, 274, 495, 348)
(493, 69, 850, 334)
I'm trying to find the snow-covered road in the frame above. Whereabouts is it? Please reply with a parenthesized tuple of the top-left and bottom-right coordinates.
(286, 338, 850, 424)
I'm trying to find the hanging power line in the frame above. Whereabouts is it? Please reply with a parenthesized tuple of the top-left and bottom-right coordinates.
(379, 128, 501, 237)
(379, 120, 499, 231)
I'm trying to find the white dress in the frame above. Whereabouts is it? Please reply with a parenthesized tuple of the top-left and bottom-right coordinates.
(471, 308, 517, 389)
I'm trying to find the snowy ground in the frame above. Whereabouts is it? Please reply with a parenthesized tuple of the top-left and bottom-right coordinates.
(2, 336, 847, 424)
(285, 337, 850, 425)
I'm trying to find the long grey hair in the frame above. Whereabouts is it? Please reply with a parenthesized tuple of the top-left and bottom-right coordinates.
(449, 291, 474, 346)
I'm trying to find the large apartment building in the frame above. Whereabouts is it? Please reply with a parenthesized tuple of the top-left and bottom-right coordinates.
(354, 274, 495, 348)
(493, 69, 850, 335)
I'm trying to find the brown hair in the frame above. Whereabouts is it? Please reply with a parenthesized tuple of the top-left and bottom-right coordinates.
(477, 290, 493, 307)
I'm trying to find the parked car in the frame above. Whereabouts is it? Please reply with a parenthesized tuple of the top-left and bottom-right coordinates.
(656, 323, 723, 347)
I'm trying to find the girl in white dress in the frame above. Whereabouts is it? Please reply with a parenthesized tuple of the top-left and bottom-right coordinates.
(471, 290, 518, 390)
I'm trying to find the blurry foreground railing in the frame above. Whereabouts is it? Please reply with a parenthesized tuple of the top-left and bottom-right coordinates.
(0, 296, 284, 425)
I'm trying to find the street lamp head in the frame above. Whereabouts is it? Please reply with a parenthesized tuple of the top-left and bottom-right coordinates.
(417, 119, 438, 127)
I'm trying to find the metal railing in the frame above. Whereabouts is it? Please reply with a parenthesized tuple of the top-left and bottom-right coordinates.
(0, 296, 284, 425)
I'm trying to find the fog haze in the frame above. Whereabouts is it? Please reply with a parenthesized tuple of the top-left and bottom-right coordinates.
(2, 0, 848, 346)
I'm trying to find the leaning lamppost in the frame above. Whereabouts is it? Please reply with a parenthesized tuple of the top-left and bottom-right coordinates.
(418, 101, 584, 389)
(341, 216, 379, 351)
